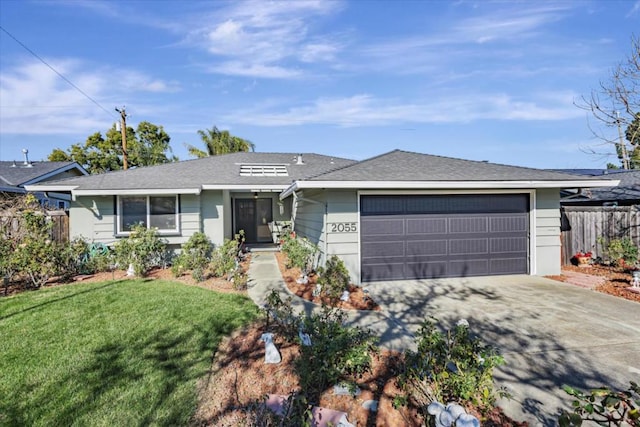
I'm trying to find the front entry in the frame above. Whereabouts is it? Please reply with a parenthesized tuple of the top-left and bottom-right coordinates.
(234, 198, 273, 243)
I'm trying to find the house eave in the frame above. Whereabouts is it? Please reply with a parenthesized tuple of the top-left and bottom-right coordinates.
(202, 184, 288, 191)
(72, 188, 203, 196)
(280, 179, 620, 199)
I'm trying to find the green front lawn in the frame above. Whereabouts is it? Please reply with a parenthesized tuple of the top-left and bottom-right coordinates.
(0, 279, 257, 426)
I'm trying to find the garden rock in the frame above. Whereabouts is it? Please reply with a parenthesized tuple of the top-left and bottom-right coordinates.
(427, 401, 480, 427)
(333, 383, 361, 396)
(340, 290, 350, 301)
(260, 333, 281, 364)
(362, 400, 378, 411)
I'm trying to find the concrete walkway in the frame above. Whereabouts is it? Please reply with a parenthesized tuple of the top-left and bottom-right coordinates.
(246, 252, 640, 426)
(246, 251, 417, 351)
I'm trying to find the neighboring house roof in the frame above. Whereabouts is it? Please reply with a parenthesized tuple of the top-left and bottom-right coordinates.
(25, 153, 355, 196)
(0, 161, 88, 194)
(558, 169, 640, 204)
(281, 150, 619, 196)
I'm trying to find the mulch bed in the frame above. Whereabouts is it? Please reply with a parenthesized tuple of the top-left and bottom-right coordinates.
(275, 251, 380, 311)
(550, 264, 640, 303)
(2, 256, 252, 298)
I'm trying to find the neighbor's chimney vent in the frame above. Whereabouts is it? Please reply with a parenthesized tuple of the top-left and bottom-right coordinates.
(295, 154, 304, 165)
(11, 160, 16, 167)
(22, 149, 33, 167)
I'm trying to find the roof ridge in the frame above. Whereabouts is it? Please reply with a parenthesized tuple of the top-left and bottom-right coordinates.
(303, 149, 400, 180)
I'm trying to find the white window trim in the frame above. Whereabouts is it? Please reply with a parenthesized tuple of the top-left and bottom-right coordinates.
(116, 195, 180, 236)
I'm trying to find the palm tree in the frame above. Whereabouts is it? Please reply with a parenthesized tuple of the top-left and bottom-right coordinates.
(185, 126, 255, 158)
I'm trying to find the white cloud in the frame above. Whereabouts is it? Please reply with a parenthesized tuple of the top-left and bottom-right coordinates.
(186, 0, 344, 78)
(627, 1, 640, 17)
(222, 92, 583, 127)
(0, 58, 180, 135)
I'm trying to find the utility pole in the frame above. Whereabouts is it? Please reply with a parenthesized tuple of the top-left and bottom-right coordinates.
(115, 106, 128, 170)
(616, 111, 630, 170)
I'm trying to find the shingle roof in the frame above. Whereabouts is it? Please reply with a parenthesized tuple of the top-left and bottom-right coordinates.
(568, 170, 640, 202)
(36, 152, 355, 191)
(307, 150, 606, 182)
(0, 161, 82, 187)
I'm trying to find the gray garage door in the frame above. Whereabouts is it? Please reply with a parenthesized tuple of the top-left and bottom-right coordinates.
(360, 194, 529, 282)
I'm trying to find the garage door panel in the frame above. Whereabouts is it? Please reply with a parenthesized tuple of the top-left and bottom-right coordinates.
(449, 238, 489, 255)
(360, 194, 529, 281)
(449, 217, 488, 234)
(490, 237, 528, 253)
(407, 240, 447, 256)
(449, 259, 489, 276)
(406, 217, 447, 234)
(361, 263, 405, 281)
(361, 241, 404, 258)
(406, 261, 448, 279)
(490, 215, 528, 232)
(361, 218, 404, 236)
(490, 258, 528, 274)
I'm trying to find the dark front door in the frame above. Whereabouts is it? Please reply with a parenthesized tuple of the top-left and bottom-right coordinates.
(360, 194, 530, 282)
(234, 198, 273, 243)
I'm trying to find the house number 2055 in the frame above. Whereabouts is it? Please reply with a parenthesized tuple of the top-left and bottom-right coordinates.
(329, 222, 357, 233)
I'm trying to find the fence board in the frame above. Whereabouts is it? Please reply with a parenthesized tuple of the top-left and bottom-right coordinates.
(560, 205, 640, 264)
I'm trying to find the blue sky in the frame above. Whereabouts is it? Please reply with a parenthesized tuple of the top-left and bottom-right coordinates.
(1, 0, 639, 168)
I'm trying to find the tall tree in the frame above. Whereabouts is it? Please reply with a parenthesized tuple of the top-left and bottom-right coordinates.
(579, 35, 639, 169)
(185, 126, 255, 158)
(48, 121, 177, 174)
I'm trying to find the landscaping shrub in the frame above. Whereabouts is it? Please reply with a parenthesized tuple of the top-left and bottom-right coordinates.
(6, 200, 61, 289)
(210, 237, 240, 279)
(56, 237, 91, 280)
(317, 255, 351, 303)
(602, 237, 639, 267)
(280, 235, 317, 273)
(171, 232, 214, 281)
(113, 224, 167, 276)
(559, 382, 640, 426)
(396, 318, 506, 415)
(262, 290, 378, 406)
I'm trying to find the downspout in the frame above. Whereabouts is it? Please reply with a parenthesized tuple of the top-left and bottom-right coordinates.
(292, 191, 328, 265)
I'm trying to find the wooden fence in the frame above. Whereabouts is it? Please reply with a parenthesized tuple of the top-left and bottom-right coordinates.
(560, 205, 640, 265)
(0, 210, 69, 244)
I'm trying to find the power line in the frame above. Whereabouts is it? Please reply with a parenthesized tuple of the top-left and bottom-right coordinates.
(0, 25, 116, 119)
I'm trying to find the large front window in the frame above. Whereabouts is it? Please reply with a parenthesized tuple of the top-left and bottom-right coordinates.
(118, 195, 178, 234)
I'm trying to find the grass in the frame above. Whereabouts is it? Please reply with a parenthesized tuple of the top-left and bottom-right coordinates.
(0, 279, 257, 426)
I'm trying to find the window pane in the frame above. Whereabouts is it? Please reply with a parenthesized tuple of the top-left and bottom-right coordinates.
(121, 197, 147, 232)
(150, 196, 176, 230)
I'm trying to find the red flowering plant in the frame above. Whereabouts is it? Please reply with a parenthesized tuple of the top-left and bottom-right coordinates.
(574, 251, 593, 258)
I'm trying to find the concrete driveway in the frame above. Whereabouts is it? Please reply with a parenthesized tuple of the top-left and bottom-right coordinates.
(361, 275, 640, 426)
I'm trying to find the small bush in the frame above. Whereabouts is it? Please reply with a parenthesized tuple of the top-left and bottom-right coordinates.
(210, 237, 240, 279)
(559, 382, 640, 426)
(317, 255, 351, 303)
(603, 237, 639, 267)
(171, 232, 213, 281)
(113, 225, 167, 276)
(56, 238, 91, 280)
(396, 318, 505, 414)
(281, 235, 317, 273)
(262, 290, 378, 405)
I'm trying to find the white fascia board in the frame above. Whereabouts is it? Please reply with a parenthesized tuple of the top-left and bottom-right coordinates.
(24, 184, 78, 192)
(72, 188, 202, 196)
(284, 179, 620, 191)
(202, 184, 288, 191)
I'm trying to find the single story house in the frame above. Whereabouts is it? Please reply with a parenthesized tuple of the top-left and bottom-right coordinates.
(27, 149, 617, 283)
(1, 152, 88, 208)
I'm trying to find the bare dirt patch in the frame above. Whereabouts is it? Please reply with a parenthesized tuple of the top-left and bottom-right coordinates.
(550, 264, 640, 303)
